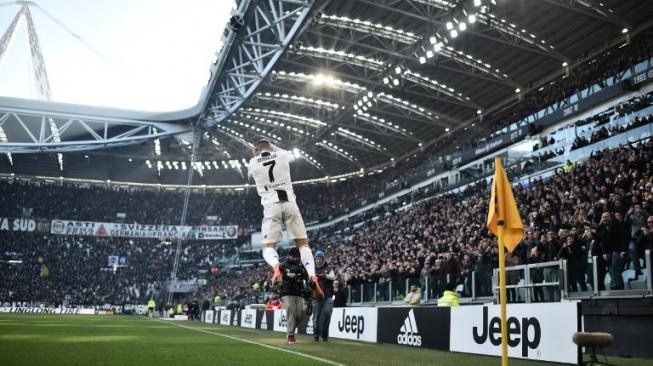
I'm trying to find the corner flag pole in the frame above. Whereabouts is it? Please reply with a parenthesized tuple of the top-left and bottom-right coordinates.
(497, 220, 509, 366)
(487, 156, 523, 366)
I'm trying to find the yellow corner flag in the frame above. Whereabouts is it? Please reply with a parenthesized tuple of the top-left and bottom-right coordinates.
(486, 157, 524, 252)
(486, 157, 524, 366)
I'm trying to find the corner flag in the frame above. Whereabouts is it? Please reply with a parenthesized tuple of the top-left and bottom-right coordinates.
(486, 157, 524, 366)
(486, 157, 524, 252)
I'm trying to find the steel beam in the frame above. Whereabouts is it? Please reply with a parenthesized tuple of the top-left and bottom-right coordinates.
(204, 0, 316, 127)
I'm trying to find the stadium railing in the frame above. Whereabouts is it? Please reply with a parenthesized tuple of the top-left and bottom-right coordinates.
(344, 250, 651, 306)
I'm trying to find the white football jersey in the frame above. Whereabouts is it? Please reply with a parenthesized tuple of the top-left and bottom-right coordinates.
(247, 149, 297, 205)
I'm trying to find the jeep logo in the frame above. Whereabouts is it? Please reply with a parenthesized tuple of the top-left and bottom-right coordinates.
(337, 311, 365, 339)
(472, 307, 541, 357)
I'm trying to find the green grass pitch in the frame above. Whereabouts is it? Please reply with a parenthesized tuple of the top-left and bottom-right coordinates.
(0, 314, 649, 366)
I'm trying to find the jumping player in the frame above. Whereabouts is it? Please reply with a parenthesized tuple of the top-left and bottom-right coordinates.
(247, 139, 324, 300)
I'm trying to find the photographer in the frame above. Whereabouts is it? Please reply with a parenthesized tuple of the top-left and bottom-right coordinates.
(312, 251, 336, 342)
(279, 248, 309, 344)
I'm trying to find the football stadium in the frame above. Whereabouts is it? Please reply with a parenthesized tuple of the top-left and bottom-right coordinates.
(2, 0, 653, 365)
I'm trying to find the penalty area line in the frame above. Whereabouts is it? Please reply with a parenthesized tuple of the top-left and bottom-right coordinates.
(156, 320, 346, 366)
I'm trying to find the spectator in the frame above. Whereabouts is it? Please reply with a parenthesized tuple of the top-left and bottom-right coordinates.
(404, 285, 421, 306)
(557, 235, 588, 292)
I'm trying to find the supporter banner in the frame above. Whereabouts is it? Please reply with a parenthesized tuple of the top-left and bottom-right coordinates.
(377, 307, 449, 350)
(0, 218, 37, 232)
(240, 309, 256, 329)
(0, 307, 94, 315)
(329, 307, 378, 343)
(188, 226, 239, 240)
(50, 220, 237, 240)
(449, 303, 579, 364)
(107, 256, 127, 267)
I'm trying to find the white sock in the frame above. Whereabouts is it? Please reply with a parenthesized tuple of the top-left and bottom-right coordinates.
(299, 245, 315, 277)
(262, 247, 279, 268)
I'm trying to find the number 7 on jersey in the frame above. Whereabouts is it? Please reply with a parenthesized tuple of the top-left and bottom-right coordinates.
(263, 160, 276, 182)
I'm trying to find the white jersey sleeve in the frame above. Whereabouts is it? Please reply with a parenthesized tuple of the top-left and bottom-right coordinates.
(248, 149, 297, 205)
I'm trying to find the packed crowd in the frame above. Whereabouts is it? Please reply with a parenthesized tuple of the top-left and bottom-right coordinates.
(482, 30, 653, 140)
(572, 110, 653, 150)
(212, 139, 653, 303)
(0, 233, 229, 305)
(0, 182, 261, 227)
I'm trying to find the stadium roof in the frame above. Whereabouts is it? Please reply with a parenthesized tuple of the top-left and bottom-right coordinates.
(1, 0, 653, 186)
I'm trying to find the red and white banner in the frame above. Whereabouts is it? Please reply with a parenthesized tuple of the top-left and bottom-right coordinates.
(0, 307, 95, 315)
(50, 220, 238, 240)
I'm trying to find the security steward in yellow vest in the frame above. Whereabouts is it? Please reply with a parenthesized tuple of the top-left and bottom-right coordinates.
(147, 299, 156, 318)
(437, 283, 460, 307)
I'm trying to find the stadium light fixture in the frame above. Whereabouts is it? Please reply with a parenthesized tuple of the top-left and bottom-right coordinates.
(394, 66, 402, 74)
(426, 50, 434, 58)
(562, 61, 568, 67)
(419, 56, 426, 64)
(474, 0, 482, 6)
(459, 22, 467, 32)
(429, 36, 437, 44)
(622, 27, 629, 34)
(450, 29, 458, 38)
(468, 14, 477, 24)
(446, 21, 453, 30)
(515, 88, 521, 93)
(477, 109, 482, 115)
(392, 79, 400, 86)
(383, 77, 390, 84)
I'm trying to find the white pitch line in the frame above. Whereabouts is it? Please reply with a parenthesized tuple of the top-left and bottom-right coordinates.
(157, 320, 346, 366)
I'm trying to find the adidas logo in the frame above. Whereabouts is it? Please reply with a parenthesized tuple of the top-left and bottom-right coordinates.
(397, 309, 422, 347)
